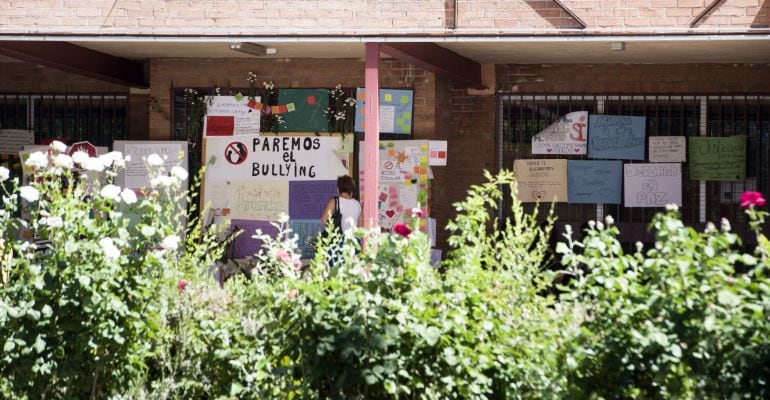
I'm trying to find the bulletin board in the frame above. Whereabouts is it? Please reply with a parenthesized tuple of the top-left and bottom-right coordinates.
(354, 88, 414, 135)
(277, 89, 330, 133)
(202, 134, 349, 258)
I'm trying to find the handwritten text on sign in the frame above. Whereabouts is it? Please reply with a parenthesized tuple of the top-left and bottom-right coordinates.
(588, 115, 646, 160)
(567, 160, 622, 204)
(203, 96, 261, 136)
(649, 136, 686, 163)
(688, 136, 746, 181)
(623, 163, 682, 208)
(531, 111, 588, 155)
(513, 159, 568, 203)
(205, 135, 347, 181)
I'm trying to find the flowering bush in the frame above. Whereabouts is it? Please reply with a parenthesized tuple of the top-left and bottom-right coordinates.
(0, 143, 226, 398)
(325, 84, 357, 133)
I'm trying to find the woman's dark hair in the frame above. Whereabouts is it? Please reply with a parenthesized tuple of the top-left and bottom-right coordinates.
(337, 175, 356, 195)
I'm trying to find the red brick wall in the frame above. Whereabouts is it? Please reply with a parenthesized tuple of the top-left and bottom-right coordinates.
(1, 1, 767, 35)
(0, 61, 128, 93)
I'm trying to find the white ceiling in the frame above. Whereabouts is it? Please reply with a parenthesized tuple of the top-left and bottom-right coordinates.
(68, 39, 770, 64)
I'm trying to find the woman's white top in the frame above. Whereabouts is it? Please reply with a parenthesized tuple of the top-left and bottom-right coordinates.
(339, 197, 361, 233)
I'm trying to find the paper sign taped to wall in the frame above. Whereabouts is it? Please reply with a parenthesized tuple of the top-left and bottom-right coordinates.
(649, 136, 686, 163)
(588, 115, 646, 160)
(624, 163, 682, 207)
(0, 129, 34, 154)
(513, 159, 568, 203)
(567, 160, 622, 204)
(203, 96, 261, 136)
(688, 136, 746, 181)
(531, 111, 588, 155)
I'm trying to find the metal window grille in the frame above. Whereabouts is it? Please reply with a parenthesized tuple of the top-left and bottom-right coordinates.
(498, 94, 770, 243)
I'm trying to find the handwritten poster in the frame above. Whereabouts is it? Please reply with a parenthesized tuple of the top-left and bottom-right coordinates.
(113, 141, 189, 190)
(588, 115, 646, 160)
(277, 89, 329, 132)
(0, 129, 34, 154)
(204, 135, 348, 182)
(512, 159, 568, 203)
(688, 136, 746, 181)
(288, 180, 338, 219)
(649, 136, 686, 163)
(531, 111, 588, 155)
(567, 160, 622, 204)
(203, 95, 261, 136)
(624, 163, 682, 207)
(354, 88, 414, 135)
(289, 219, 325, 259)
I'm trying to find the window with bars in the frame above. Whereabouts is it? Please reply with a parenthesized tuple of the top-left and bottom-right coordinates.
(498, 95, 770, 243)
(0, 93, 128, 146)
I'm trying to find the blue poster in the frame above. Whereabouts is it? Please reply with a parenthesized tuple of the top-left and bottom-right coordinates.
(568, 160, 623, 204)
(588, 115, 646, 160)
(289, 219, 324, 259)
(354, 88, 413, 135)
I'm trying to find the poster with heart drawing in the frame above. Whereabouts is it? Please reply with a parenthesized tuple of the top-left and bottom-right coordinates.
(531, 111, 588, 155)
(512, 159, 568, 203)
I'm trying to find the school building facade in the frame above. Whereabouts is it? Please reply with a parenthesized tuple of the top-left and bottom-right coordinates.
(1, 1, 769, 249)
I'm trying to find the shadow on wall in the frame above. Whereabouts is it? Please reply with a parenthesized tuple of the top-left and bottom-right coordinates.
(753, 0, 770, 27)
(523, 0, 584, 29)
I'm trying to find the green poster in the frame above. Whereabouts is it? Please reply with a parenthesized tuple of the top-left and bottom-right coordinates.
(277, 89, 329, 132)
(688, 135, 746, 181)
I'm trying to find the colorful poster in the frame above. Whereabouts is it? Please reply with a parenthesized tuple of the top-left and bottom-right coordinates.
(688, 136, 746, 181)
(588, 115, 646, 160)
(277, 89, 329, 132)
(206, 180, 289, 222)
(649, 136, 686, 163)
(429, 140, 447, 166)
(289, 219, 325, 259)
(567, 160, 622, 204)
(354, 88, 414, 135)
(288, 180, 338, 220)
(0, 129, 34, 154)
(204, 135, 347, 182)
(359, 140, 430, 229)
(113, 141, 189, 191)
(531, 111, 588, 155)
(623, 163, 682, 207)
(203, 95, 261, 136)
(512, 159, 568, 203)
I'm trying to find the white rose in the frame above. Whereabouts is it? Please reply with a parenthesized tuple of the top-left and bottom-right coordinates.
(100, 184, 121, 201)
(25, 152, 48, 169)
(140, 225, 156, 237)
(0, 166, 9, 182)
(99, 237, 120, 260)
(41, 216, 63, 228)
(146, 154, 164, 167)
(120, 188, 137, 204)
(99, 151, 124, 168)
(19, 186, 40, 202)
(162, 235, 180, 251)
(51, 140, 67, 153)
(71, 151, 89, 165)
(170, 166, 188, 181)
(81, 157, 105, 172)
(53, 154, 73, 169)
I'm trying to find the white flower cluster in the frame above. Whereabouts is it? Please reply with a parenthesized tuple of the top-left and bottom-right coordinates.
(247, 72, 257, 83)
(263, 81, 274, 91)
(0, 166, 10, 182)
(274, 115, 286, 126)
(330, 83, 344, 99)
(344, 97, 357, 107)
(334, 111, 346, 121)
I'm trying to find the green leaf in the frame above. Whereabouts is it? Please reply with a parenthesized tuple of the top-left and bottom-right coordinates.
(717, 290, 740, 307)
(423, 326, 440, 346)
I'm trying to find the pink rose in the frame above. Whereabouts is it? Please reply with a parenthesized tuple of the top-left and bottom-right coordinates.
(293, 256, 302, 270)
(275, 249, 292, 264)
(740, 191, 766, 208)
(177, 279, 189, 293)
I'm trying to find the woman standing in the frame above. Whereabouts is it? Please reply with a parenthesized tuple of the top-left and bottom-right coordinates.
(321, 175, 362, 233)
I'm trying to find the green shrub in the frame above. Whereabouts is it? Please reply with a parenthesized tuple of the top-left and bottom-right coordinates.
(559, 205, 770, 399)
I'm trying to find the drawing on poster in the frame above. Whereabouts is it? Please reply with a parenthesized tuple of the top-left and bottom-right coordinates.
(203, 96, 261, 136)
(354, 88, 414, 135)
(531, 111, 588, 155)
(649, 136, 686, 163)
(512, 159, 568, 203)
(567, 160, 622, 204)
(688, 136, 746, 181)
(277, 89, 329, 132)
(588, 115, 646, 160)
(623, 163, 682, 207)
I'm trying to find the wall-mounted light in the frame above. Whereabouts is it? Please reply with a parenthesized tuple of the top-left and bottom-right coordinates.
(610, 42, 626, 51)
(229, 42, 277, 56)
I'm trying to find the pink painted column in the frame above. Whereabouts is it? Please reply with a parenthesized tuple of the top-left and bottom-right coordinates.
(363, 42, 380, 229)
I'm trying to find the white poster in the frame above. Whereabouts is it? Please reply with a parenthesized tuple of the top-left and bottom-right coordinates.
(203, 95, 261, 136)
(429, 140, 447, 166)
(379, 105, 396, 133)
(0, 129, 34, 154)
(624, 163, 682, 208)
(532, 111, 588, 155)
(649, 136, 686, 163)
(204, 135, 347, 182)
(113, 141, 189, 190)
